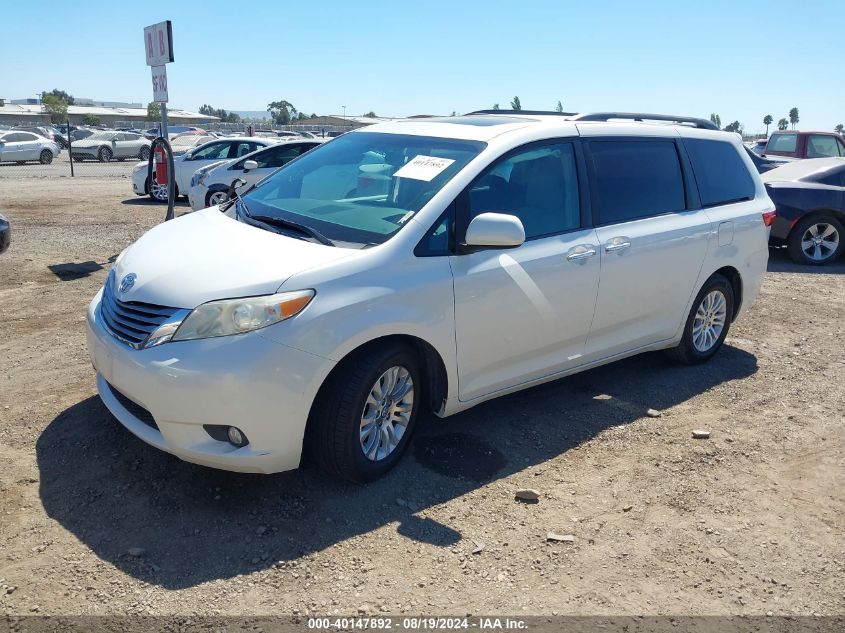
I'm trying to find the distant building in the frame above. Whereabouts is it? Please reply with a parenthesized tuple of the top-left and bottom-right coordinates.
(0, 100, 217, 126)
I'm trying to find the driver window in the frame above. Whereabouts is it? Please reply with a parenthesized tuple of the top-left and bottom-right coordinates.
(468, 142, 580, 239)
(191, 142, 230, 160)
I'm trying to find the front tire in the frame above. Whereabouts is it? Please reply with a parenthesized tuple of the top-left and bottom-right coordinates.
(98, 146, 112, 162)
(39, 150, 53, 164)
(139, 146, 151, 161)
(787, 215, 843, 265)
(308, 343, 422, 482)
(665, 274, 734, 365)
(206, 189, 229, 207)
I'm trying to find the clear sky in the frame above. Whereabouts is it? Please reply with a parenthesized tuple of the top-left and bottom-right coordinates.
(2, 0, 843, 132)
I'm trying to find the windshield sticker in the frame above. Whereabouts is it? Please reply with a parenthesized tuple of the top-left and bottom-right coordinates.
(394, 155, 456, 181)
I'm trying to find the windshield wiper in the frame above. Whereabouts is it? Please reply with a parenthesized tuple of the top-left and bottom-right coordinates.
(247, 213, 336, 247)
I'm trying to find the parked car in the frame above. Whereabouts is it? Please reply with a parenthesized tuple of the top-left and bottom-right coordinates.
(132, 136, 280, 202)
(70, 128, 96, 141)
(71, 131, 151, 162)
(744, 146, 783, 174)
(762, 158, 845, 265)
(748, 138, 768, 156)
(0, 213, 9, 254)
(14, 125, 55, 141)
(143, 126, 207, 140)
(188, 139, 322, 210)
(764, 131, 845, 160)
(86, 112, 772, 481)
(0, 130, 60, 164)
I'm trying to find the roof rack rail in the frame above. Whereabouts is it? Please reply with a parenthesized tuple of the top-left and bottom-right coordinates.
(466, 109, 578, 116)
(570, 112, 718, 130)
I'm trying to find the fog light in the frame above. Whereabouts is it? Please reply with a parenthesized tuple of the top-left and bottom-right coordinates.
(203, 424, 249, 447)
(227, 426, 248, 447)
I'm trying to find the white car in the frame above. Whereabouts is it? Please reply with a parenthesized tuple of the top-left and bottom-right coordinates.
(86, 112, 772, 482)
(70, 131, 151, 162)
(188, 139, 323, 210)
(0, 131, 60, 164)
(131, 137, 279, 202)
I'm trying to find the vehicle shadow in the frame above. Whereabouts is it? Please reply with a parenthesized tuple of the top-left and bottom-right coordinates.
(37, 346, 757, 589)
(767, 246, 845, 274)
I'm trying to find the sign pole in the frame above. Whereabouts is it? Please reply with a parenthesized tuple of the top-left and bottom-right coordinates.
(160, 103, 169, 139)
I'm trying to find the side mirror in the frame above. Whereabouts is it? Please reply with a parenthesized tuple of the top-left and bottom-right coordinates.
(463, 213, 525, 250)
(243, 159, 258, 172)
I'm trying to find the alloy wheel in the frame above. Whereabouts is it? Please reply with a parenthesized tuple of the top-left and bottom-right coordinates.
(359, 366, 414, 462)
(692, 290, 727, 353)
(800, 222, 840, 262)
(207, 191, 228, 206)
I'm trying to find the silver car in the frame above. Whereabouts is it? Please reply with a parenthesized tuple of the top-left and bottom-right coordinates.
(0, 131, 60, 164)
(71, 131, 151, 162)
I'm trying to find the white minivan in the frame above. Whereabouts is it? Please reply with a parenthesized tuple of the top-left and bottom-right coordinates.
(86, 112, 774, 482)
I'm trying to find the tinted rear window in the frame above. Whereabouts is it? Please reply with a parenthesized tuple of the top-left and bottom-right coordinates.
(767, 134, 797, 153)
(588, 140, 686, 224)
(685, 139, 755, 207)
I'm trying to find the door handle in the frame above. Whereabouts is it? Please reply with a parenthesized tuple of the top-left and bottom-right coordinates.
(604, 239, 631, 253)
(566, 247, 597, 261)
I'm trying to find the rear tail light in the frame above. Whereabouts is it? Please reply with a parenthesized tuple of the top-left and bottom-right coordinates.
(762, 209, 777, 227)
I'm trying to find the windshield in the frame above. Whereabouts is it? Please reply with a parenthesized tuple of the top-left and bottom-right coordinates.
(241, 132, 485, 246)
(87, 132, 116, 141)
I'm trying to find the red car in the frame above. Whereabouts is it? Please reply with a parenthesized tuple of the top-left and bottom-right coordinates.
(764, 131, 845, 160)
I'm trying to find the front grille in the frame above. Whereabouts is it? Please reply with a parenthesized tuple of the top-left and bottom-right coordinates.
(100, 272, 179, 349)
(105, 380, 158, 430)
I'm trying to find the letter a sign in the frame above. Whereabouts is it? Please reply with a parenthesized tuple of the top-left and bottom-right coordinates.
(144, 21, 174, 67)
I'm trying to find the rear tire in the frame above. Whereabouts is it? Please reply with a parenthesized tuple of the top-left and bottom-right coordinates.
(308, 342, 422, 482)
(139, 146, 151, 161)
(786, 215, 843, 266)
(665, 274, 734, 365)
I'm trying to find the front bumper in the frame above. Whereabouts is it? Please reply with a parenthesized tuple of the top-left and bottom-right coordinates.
(131, 169, 147, 195)
(86, 289, 335, 473)
(188, 184, 207, 211)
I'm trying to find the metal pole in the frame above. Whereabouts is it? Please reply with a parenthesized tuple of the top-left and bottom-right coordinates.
(160, 102, 169, 140)
(67, 119, 74, 177)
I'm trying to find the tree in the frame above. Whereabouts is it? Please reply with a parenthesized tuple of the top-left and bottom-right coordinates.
(555, 100, 564, 113)
(710, 113, 721, 128)
(723, 121, 743, 134)
(777, 118, 789, 131)
(510, 96, 522, 111)
(267, 100, 297, 125)
(43, 89, 74, 106)
(763, 114, 773, 135)
(836, 124, 844, 134)
(789, 107, 799, 129)
(147, 101, 160, 120)
(362, 111, 377, 118)
(81, 113, 100, 126)
(492, 103, 500, 110)
(41, 94, 68, 123)
(199, 104, 241, 123)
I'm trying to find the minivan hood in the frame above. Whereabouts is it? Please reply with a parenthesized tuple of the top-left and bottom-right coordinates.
(113, 208, 355, 308)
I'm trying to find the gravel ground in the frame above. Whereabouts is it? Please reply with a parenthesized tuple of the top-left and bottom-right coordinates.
(0, 152, 138, 179)
(0, 178, 843, 617)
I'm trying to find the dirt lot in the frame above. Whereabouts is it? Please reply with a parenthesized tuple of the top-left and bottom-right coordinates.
(0, 178, 843, 617)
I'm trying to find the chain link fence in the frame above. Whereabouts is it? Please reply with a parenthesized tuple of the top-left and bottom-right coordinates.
(0, 119, 358, 180)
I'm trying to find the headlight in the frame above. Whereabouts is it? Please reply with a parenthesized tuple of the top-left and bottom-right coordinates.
(171, 290, 314, 342)
(190, 171, 208, 187)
